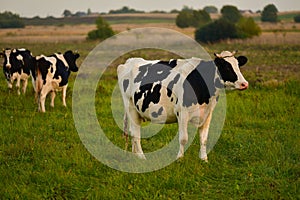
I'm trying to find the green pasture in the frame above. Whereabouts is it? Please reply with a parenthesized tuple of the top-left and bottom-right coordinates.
(0, 41, 299, 199)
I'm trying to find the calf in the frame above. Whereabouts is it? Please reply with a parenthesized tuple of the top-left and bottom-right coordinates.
(117, 50, 248, 161)
(35, 50, 79, 112)
(0, 48, 36, 95)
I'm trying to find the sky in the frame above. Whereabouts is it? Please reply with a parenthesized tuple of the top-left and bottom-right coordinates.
(1, 0, 299, 17)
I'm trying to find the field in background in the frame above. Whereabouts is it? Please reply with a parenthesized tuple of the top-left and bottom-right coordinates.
(0, 12, 299, 199)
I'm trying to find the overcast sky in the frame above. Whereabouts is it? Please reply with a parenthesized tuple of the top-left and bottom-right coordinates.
(1, 0, 299, 17)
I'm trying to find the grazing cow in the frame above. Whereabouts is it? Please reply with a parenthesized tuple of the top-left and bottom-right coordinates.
(35, 50, 79, 112)
(0, 48, 36, 95)
(117, 50, 248, 161)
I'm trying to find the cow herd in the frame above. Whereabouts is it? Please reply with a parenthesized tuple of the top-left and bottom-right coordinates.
(1, 47, 249, 162)
(0, 48, 79, 112)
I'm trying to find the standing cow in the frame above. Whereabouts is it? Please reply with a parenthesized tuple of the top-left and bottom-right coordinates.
(35, 50, 79, 112)
(117, 50, 248, 162)
(0, 48, 36, 95)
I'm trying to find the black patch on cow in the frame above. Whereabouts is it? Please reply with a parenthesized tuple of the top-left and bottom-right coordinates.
(182, 61, 217, 107)
(134, 84, 162, 112)
(167, 73, 180, 97)
(123, 79, 129, 92)
(151, 107, 163, 118)
(133, 60, 176, 112)
(36, 57, 51, 84)
(214, 57, 238, 83)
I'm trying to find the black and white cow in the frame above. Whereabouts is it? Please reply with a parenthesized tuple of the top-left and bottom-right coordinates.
(117, 50, 248, 162)
(35, 50, 79, 112)
(0, 48, 36, 95)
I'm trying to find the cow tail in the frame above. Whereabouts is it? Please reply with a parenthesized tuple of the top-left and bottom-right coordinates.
(35, 63, 42, 105)
(123, 112, 129, 151)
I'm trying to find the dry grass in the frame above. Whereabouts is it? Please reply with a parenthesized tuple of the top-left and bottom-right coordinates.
(0, 16, 300, 44)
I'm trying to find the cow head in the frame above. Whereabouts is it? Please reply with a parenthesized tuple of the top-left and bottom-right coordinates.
(63, 50, 80, 72)
(214, 50, 248, 90)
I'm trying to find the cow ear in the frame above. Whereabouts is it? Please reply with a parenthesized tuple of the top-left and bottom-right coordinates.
(237, 56, 248, 67)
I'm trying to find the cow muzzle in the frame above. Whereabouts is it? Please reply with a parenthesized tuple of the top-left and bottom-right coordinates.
(239, 82, 248, 90)
(5, 64, 11, 69)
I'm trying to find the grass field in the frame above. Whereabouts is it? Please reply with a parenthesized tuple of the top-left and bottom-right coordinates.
(0, 21, 299, 199)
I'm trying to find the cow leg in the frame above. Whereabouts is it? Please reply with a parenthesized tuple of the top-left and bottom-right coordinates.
(62, 85, 67, 107)
(16, 75, 21, 95)
(31, 75, 36, 92)
(22, 78, 28, 94)
(177, 111, 189, 159)
(39, 84, 52, 112)
(7, 80, 13, 89)
(128, 101, 145, 159)
(199, 111, 213, 162)
(50, 91, 56, 107)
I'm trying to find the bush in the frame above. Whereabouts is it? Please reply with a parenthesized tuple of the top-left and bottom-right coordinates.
(195, 18, 238, 43)
(87, 17, 114, 40)
(195, 5, 261, 43)
(294, 14, 300, 23)
(0, 11, 24, 28)
(261, 4, 278, 22)
(176, 9, 211, 28)
(236, 17, 261, 38)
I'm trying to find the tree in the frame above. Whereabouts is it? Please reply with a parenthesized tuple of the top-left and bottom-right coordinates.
(176, 9, 211, 28)
(190, 10, 211, 27)
(203, 6, 218, 14)
(175, 10, 191, 28)
(87, 16, 114, 40)
(294, 14, 300, 23)
(0, 11, 24, 28)
(261, 4, 278, 22)
(87, 8, 92, 15)
(62, 9, 72, 17)
(221, 5, 242, 23)
(109, 6, 144, 14)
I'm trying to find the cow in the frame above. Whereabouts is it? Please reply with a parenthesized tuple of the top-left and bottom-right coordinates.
(0, 48, 36, 95)
(35, 50, 79, 112)
(117, 50, 248, 162)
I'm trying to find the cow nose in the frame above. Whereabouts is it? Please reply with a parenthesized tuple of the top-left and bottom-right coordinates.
(6, 64, 11, 69)
(240, 82, 248, 90)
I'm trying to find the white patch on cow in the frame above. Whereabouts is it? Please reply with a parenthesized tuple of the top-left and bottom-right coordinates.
(16, 54, 24, 65)
(55, 53, 69, 67)
(16, 54, 23, 61)
(18, 48, 26, 51)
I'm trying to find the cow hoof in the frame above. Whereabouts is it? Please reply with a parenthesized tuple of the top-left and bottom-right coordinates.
(201, 157, 208, 163)
(136, 153, 146, 160)
(176, 153, 184, 160)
